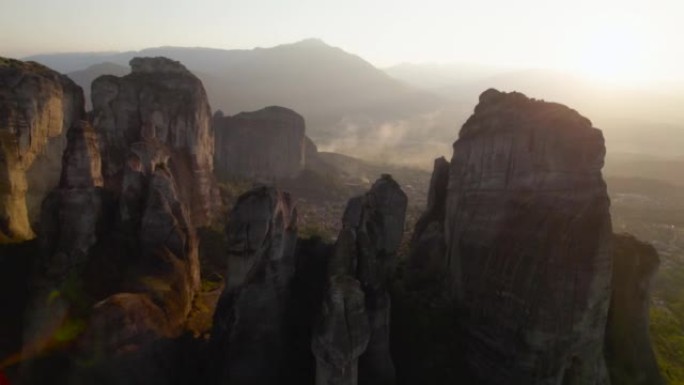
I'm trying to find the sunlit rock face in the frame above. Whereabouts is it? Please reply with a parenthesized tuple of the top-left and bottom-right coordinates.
(91, 56, 216, 226)
(445, 89, 613, 384)
(0, 58, 84, 242)
(213, 106, 306, 180)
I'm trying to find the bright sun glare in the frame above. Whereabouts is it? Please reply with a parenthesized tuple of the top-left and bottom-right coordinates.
(568, 14, 655, 86)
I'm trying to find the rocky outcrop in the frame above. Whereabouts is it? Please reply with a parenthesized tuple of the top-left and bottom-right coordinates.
(211, 185, 298, 384)
(0, 58, 84, 242)
(408, 156, 449, 274)
(40, 120, 108, 271)
(81, 160, 200, 355)
(213, 106, 305, 180)
(317, 174, 407, 385)
(18, 120, 201, 385)
(312, 276, 370, 385)
(445, 89, 613, 384)
(91, 56, 216, 226)
(20, 120, 108, 376)
(605, 234, 665, 385)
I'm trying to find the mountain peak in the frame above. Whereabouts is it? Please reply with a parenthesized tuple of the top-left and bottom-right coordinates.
(292, 38, 329, 47)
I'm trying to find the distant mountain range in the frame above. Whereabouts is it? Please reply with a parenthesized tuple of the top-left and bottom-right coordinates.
(22, 39, 684, 168)
(26, 40, 445, 158)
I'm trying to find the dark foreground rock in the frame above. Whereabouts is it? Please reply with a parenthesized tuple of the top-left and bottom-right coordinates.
(316, 175, 407, 385)
(605, 234, 665, 385)
(210, 186, 298, 385)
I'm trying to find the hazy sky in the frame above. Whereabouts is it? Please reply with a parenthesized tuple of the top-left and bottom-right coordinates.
(2, 0, 683, 83)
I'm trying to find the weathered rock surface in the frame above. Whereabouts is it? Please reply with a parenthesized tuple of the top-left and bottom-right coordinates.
(408, 156, 449, 274)
(0, 58, 84, 242)
(211, 185, 298, 385)
(40, 120, 108, 271)
(91, 56, 216, 226)
(20, 119, 110, 382)
(19, 123, 201, 385)
(83, 163, 200, 353)
(605, 234, 665, 385)
(213, 106, 305, 180)
(445, 89, 613, 384)
(320, 174, 407, 385)
(312, 276, 370, 385)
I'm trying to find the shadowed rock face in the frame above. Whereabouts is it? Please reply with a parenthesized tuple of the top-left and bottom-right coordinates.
(19, 118, 200, 384)
(21, 120, 108, 373)
(0, 58, 84, 242)
(445, 89, 613, 384)
(312, 276, 370, 385)
(318, 174, 407, 385)
(91, 56, 216, 226)
(605, 234, 665, 385)
(211, 185, 298, 385)
(409, 156, 449, 274)
(213, 106, 305, 180)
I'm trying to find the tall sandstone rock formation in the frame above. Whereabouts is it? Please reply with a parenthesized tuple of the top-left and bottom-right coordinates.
(213, 106, 305, 180)
(91, 57, 216, 226)
(0, 58, 84, 242)
(315, 175, 407, 385)
(210, 186, 299, 385)
(445, 89, 613, 384)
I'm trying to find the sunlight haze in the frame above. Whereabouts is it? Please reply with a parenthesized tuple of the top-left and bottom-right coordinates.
(2, 0, 682, 85)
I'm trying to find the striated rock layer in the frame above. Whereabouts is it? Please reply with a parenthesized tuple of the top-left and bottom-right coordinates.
(0, 58, 84, 242)
(91, 56, 216, 226)
(445, 89, 613, 384)
(316, 174, 407, 385)
(213, 106, 305, 180)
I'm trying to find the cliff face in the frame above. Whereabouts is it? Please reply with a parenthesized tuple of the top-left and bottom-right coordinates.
(20, 76, 202, 382)
(605, 234, 665, 385)
(21, 120, 108, 373)
(0, 58, 84, 242)
(213, 106, 305, 180)
(91, 57, 215, 226)
(408, 156, 449, 275)
(445, 89, 613, 384)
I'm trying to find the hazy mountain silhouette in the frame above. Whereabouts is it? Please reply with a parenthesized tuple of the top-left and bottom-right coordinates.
(27, 40, 445, 148)
(25, 40, 684, 168)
